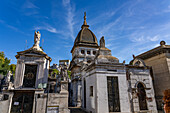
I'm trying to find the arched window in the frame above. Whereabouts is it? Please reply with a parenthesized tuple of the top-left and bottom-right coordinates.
(137, 83, 148, 110)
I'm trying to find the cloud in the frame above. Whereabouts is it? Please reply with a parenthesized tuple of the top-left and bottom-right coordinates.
(130, 34, 161, 44)
(34, 23, 63, 34)
(6, 25, 19, 31)
(0, 19, 22, 32)
(162, 5, 170, 13)
(0, 19, 4, 23)
(114, 41, 160, 63)
(24, 11, 39, 16)
(62, 0, 75, 40)
(21, 0, 39, 16)
(62, 0, 70, 7)
(22, 0, 39, 9)
(95, 16, 122, 38)
(82, 0, 170, 64)
(149, 35, 159, 41)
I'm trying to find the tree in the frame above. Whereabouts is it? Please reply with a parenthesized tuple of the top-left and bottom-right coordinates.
(67, 70, 71, 79)
(49, 69, 59, 78)
(9, 64, 16, 75)
(52, 69, 59, 75)
(0, 52, 10, 75)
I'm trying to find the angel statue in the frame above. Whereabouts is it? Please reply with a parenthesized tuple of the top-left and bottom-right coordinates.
(5, 71, 12, 84)
(60, 63, 68, 81)
(34, 31, 41, 47)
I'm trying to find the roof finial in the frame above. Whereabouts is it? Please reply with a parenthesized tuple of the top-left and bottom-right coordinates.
(81, 12, 89, 28)
(83, 12, 87, 25)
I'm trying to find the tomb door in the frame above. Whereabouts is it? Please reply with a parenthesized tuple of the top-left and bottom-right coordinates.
(23, 64, 37, 88)
(107, 76, 120, 112)
(11, 91, 34, 113)
(137, 83, 148, 110)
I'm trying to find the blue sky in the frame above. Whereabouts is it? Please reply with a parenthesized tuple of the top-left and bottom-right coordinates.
(0, 0, 170, 65)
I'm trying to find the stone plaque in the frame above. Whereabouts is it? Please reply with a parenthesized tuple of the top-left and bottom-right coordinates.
(47, 106, 59, 113)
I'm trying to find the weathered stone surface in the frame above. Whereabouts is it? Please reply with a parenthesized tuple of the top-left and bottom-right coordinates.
(0, 93, 13, 113)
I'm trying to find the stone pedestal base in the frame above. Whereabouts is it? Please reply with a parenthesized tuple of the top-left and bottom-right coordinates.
(60, 81, 68, 93)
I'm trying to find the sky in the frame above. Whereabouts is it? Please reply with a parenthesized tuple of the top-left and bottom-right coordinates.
(0, 0, 170, 65)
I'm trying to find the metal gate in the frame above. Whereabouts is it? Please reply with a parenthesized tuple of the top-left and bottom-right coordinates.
(11, 91, 34, 113)
(107, 76, 120, 112)
(23, 64, 37, 88)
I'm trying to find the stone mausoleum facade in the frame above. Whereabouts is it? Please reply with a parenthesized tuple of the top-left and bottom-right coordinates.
(0, 12, 169, 113)
(0, 31, 70, 113)
(136, 41, 170, 113)
(69, 13, 158, 113)
(69, 12, 99, 107)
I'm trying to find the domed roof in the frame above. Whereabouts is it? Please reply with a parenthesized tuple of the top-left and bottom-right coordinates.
(71, 12, 98, 53)
(74, 27, 98, 45)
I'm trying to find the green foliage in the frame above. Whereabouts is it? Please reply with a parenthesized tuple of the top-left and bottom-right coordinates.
(0, 51, 10, 75)
(10, 64, 16, 75)
(48, 69, 59, 78)
(67, 70, 71, 79)
(52, 69, 59, 75)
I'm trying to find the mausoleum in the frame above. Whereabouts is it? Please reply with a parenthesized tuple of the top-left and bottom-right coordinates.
(0, 31, 70, 113)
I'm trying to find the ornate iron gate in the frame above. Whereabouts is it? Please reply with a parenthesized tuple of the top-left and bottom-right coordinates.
(23, 64, 37, 88)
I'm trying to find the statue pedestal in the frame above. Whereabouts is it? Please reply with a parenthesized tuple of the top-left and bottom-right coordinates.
(60, 81, 68, 93)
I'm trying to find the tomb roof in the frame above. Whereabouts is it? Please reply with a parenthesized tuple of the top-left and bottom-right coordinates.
(136, 41, 170, 60)
(71, 12, 98, 53)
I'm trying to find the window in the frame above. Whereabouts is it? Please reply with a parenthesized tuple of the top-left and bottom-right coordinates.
(81, 50, 85, 54)
(107, 77, 120, 112)
(90, 86, 93, 97)
(93, 51, 96, 55)
(87, 51, 90, 55)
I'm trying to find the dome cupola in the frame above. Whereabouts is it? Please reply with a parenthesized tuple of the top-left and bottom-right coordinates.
(71, 12, 98, 53)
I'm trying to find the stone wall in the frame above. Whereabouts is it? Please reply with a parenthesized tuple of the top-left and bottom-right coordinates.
(48, 93, 69, 113)
(0, 93, 13, 113)
(128, 69, 157, 113)
(33, 92, 69, 113)
(71, 80, 81, 107)
(84, 73, 96, 113)
(82, 66, 131, 113)
(14, 56, 49, 89)
(144, 53, 170, 110)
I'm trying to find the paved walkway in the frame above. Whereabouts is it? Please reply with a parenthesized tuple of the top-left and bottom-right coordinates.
(69, 107, 88, 113)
